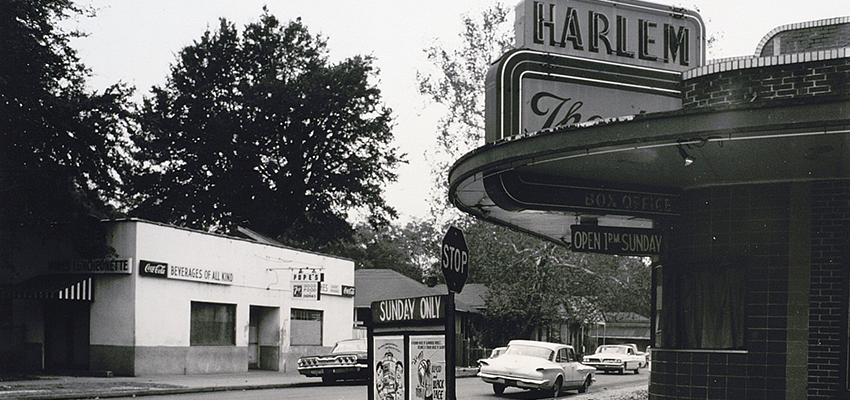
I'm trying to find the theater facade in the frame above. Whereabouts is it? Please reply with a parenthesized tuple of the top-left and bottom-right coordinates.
(448, 0, 850, 398)
(0, 218, 356, 376)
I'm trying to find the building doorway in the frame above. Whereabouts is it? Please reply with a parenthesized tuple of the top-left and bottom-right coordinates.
(249, 306, 280, 370)
(44, 300, 90, 371)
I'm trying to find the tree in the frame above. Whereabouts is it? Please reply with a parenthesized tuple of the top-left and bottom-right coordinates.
(417, 3, 514, 218)
(1, 0, 134, 266)
(128, 10, 403, 249)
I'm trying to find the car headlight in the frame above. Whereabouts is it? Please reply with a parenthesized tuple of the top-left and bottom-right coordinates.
(616, 359, 622, 363)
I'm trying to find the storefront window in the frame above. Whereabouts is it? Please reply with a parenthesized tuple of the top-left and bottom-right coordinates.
(662, 259, 746, 349)
(190, 302, 236, 346)
(291, 308, 322, 346)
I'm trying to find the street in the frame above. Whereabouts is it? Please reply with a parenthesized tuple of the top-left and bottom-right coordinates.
(117, 371, 648, 400)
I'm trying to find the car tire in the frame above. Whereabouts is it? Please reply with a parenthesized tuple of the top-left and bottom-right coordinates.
(493, 383, 506, 395)
(619, 366, 625, 374)
(578, 376, 591, 393)
(549, 376, 563, 398)
(634, 366, 640, 374)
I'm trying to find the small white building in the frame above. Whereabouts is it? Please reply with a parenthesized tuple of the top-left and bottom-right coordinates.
(0, 218, 355, 376)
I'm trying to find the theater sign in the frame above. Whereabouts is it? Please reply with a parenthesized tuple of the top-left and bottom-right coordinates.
(515, 0, 704, 71)
(486, 0, 704, 142)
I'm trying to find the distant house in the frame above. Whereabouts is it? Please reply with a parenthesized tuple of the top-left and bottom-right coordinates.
(433, 283, 488, 314)
(591, 312, 651, 352)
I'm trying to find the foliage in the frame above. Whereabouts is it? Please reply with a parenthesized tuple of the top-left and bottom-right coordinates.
(327, 222, 430, 282)
(0, 0, 134, 265)
(417, 3, 514, 217)
(446, 219, 649, 347)
(127, 10, 403, 249)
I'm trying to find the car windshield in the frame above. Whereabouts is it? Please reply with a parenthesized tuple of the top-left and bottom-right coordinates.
(505, 344, 554, 360)
(596, 346, 626, 354)
(332, 340, 366, 353)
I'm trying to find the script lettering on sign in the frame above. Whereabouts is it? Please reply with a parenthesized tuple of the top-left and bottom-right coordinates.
(571, 225, 664, 256)
(372, 295, 445, 324)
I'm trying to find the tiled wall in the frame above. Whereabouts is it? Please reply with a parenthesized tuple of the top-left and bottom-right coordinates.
(808, 181, 850, 399)
(651, 184, 792, 399)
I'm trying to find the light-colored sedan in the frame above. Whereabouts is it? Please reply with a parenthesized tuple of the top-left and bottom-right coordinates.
(478, 339, 596, 397)
(582, 344, 644, 374)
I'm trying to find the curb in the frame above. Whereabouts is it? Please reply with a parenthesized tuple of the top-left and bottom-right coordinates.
(7, 370, 481, 400)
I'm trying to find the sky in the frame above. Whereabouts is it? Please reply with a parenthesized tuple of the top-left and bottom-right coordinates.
(65, 0, 849, 224)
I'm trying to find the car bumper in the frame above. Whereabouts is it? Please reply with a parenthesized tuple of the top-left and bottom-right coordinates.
(583, 362, 624, 371)
(297, 364, 368, 377)
(477, 371, 548, 390)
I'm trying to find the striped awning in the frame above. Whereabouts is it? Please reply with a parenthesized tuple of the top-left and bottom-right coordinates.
(1, 275, 94, 301)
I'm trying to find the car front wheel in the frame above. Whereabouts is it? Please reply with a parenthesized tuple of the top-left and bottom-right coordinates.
(493, 383, 506, 395)
(578, 376, 591, 393)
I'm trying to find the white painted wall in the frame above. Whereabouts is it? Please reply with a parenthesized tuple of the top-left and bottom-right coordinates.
(102, 219, 355, 353)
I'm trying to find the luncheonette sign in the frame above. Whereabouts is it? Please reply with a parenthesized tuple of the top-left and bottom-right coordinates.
(571, 225, 664, 256)
(515, 0, 704, 72)
(371, 295, 445, 324)
(50, 259, 133, 274)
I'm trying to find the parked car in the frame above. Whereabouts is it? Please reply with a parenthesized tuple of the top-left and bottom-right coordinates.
(622, 343, 648, 368)
(297, 338, 368, 383)
(478, 339, 596, 397)
(582, 344, 644, 374)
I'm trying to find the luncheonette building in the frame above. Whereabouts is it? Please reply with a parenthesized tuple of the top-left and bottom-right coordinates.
(0, 218, 356, 376)
(448, 0, 850, 398)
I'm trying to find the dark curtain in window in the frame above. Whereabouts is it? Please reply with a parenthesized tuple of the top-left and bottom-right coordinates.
(662, 258, 746, 349)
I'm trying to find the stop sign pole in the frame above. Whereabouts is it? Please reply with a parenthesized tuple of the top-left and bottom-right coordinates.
(441, 226, 468, 400)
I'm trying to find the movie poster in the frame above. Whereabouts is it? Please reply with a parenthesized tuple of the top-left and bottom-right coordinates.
(374, 336, 405, 400)
(409, 335, 446, 400)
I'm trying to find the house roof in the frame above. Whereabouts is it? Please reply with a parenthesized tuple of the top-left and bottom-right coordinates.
(354, 269, 441, 308)
(605, 312, 650, 324)
(592, 311, 651, 340)
(354, 269, 475, 313)
(433, 283, 488, 310)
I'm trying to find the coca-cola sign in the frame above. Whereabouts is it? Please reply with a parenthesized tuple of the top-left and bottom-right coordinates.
(139, 260, 168, 278)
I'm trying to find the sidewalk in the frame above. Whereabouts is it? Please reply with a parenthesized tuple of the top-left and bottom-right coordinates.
(0, 368, 481, 400)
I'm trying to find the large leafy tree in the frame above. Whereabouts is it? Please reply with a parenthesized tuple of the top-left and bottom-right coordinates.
(1, 0, 133, 266)
(128, 10, 402, 249)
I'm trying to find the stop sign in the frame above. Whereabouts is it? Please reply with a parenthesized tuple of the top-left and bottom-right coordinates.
(441, 226, 469, 293)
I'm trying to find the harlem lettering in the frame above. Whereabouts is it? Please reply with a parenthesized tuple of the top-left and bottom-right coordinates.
(531, 1, 690, 66)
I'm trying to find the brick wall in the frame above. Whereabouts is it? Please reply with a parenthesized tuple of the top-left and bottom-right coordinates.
(809, 180, 850, 399)
(760, 24, 850, 57)
(682, 58, 850, 108)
